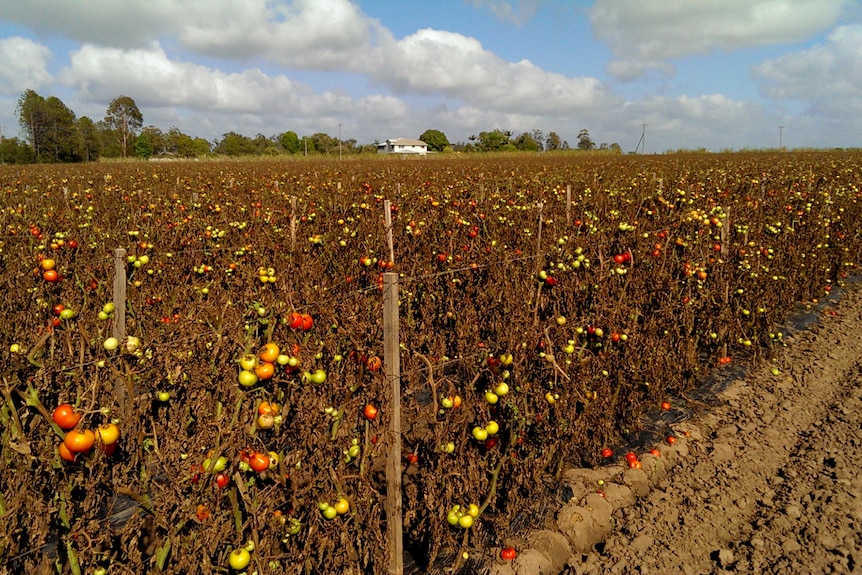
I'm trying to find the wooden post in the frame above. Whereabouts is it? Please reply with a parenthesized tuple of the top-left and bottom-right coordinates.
(112, 248, 127, 341)
(566, 184, 572, 226)
(290, 196, 297, 252)
(535, 202, 544, 272)
(383, 272, 403, 575)
(384, 199, 395, 264)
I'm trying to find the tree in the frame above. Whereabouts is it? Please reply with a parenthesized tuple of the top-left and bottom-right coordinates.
(279, 131, 301, 154)
(531, 129, 545, 151)
(577, 129, 595, 151)
(214, 132, 255, 156)
(418, 129, 450, 152)
(77, 116, 101, 162)
(308, 132, 338, 155)
(16, 89, 47, 159)
(0, 136, 34, 164)
(513, 132, 541, 152)
(477, 130, 509, 152)
(104, 96, 143, 158)
(134, 134, 153, 159)
(545, 131, 562, 151)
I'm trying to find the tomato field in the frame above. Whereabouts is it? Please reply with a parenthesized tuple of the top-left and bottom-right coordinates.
(1, 152, 861, 574)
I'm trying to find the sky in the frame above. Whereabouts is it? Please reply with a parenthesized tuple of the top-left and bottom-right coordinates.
(0, 0, 860, 153)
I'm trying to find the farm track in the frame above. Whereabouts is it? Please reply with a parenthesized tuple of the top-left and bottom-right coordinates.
(499, 283, 862, 575)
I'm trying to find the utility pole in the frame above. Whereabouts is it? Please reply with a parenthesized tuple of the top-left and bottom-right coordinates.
(635, 122, 647, 154)
(338, 122, 343, 160)
(778, 125, 784, 151)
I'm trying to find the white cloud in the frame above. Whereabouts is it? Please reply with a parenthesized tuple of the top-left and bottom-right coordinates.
(756, 24, 862, 117)
(0, 36, 52, 95)
(371, 28, 616, 115)
(591, 0, 851, 79)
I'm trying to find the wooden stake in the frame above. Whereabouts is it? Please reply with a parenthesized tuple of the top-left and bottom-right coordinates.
(384, 199, 395, 264)
(290, 196, 297, 252)
(535, 202, 545, 273)
(112, 248, 127, 341)
(566, 185, 572, 226)
(382, 272, 403, 575)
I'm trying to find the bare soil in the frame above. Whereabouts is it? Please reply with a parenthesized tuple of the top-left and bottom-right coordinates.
(492, 285, 862, 575)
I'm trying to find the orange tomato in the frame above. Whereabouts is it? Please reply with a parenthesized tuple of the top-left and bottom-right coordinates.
(258, 401, 279, 416)
(258, 342, 280, 363)
(300, 313, 314, 331)
(287, 312, 303, 330)
(365, 355, 382, 371)
(40, 258, 56, 271)
(64, 429, 96, 454)
(43, 270, 60, 283)
(58, 441, 76, 462)
(255, 361, 275, 381)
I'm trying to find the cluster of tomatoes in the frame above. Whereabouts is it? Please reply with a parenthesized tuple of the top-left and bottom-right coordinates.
(52, 403, 120, 462)
(37, 256, 63, 284)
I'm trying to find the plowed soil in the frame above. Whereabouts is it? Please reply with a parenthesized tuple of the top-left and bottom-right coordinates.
(496, 285, 862, 575)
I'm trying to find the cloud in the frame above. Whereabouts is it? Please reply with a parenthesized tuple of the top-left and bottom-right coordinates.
(370, 28, 616, 115)
(591, 0, 851, 80)
(466, 0, 544, 26)
(755, 24, 862, 117)
(0, 36, 52, 95)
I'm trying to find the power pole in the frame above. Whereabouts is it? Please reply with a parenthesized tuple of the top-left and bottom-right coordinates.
(635, 122, 647, 154)
(778, 125, 784, 151)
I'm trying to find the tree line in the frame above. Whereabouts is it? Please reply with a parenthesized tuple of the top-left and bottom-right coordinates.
(2, 90, 620, 164)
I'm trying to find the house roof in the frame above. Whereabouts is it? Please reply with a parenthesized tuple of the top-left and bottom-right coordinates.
(386, 138, 427, 147)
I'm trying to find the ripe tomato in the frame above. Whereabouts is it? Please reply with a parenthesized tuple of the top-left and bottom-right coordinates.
(255, 361, 275, 381)
(406, 453, 419, 465)
(601, 448, 613, 459)
(625, 451, 638, 463)
(52, 404, 81, 430)
(40, 258, 56, 271)
(43, 270, 60, 283)
(259, 342, 280, 363)
(58, 441, 77, 462)
(248, 450, 271, 473)
(300, 313, 314, 331)
(52, 304, 65, 316)
(500, 547, 518, 560)
(667, 435, 678, 445)
(96, 422, 120, 445)
(363, 404, 378, 420)
(365, 355, 382, 371)
(215, 472, 230, 489)
(258, 401, 279, 416)
(287, 312, 304, 330)
(64, 428, 96, 454)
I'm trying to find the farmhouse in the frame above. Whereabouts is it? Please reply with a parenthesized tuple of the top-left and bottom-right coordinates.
(377, 138, 429, 155)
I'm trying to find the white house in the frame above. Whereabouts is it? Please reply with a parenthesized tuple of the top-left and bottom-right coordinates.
(377, 138, 429, 155)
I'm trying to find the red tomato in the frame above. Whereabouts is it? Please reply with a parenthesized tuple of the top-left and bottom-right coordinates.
(613, 254, 625, 264)
(248, 451, 271, 473)
(661, 401, 672, 410)
(288, 312, 303, 330)
(601, 448, 613, 459)
(406, 453, 419, 465)
(215, 472, 230, 489)
(300, 313, 313, 331)
(625, 451, 638, 463)
(500, 547, 518, 560)
(43, 270, 60, 283)
(52, 404, 81, 430)
(667, 436, 678, 445)
(52, 304, 65, 316)
(365, 355, 382, 371)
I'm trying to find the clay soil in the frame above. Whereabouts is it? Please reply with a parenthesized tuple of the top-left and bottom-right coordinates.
(493, 284, 862, 575)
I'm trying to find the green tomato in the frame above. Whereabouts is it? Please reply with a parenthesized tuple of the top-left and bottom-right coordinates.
(471, 426, 488, 441)
(484, 421, 499, 436)
(103, 337, 119, 351)
(238, 370, 258, 387)
(446, 510, 460, 526)
(322, 506, 338, 520)
(484, 391, 499, 405)
(458, 514, 474, 528)
(157, 391, 171, 402)
(228, 548, 251, 570)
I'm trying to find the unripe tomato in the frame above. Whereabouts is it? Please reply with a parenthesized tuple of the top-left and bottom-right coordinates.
(228, 548, 251, 570)
(40, 258, 56, 271)
(96, 422, 120, 445)
(52, 404, 81, 430)
(238, 370, 258, 387)
(64, 428, 96, 454)
(457, 514, 474, 528)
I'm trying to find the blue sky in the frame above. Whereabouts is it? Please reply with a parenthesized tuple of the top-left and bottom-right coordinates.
(0, 0, 860, 152)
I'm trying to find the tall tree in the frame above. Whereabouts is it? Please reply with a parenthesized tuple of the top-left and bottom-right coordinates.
(16, 89, 47, 159)
(513, 132, 541, 152)
(104, 95, 143, 158)
(279, 131, 301, 154)
(545, 131, 562, 151)
(577, 129, 596, 151)
(77, 116, 101, 162)
(419, 129, 450, 152)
